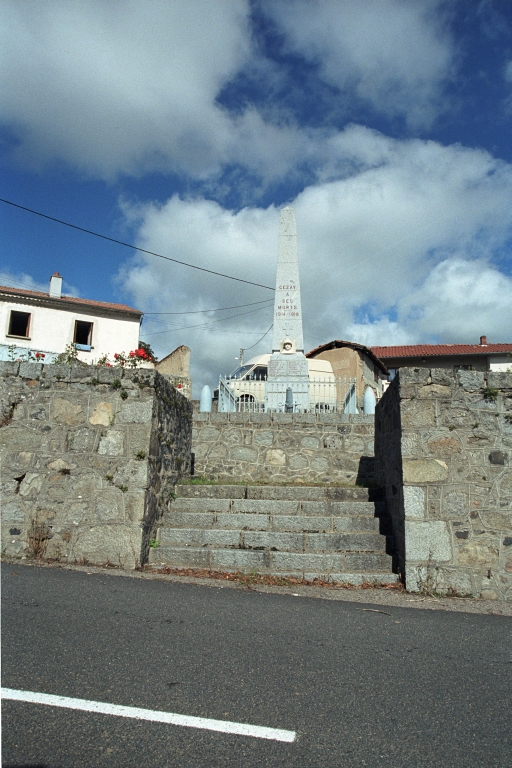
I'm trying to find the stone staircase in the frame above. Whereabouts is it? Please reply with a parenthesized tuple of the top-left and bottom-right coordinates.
(149, 484, 399, 585)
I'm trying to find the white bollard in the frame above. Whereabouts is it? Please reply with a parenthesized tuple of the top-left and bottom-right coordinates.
(199, 385, 212, 412)
(363, 386, 376, 415)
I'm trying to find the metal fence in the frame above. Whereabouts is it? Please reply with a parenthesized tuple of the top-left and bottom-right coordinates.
(218, 375, 358, 413)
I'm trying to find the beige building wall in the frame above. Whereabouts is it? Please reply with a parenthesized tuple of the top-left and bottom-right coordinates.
(156, 345, 190, 377)
(156, 345, 192, 399)
(311, 347, 383, 405)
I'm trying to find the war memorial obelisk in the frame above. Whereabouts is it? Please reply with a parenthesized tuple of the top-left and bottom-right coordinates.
(265, 206, 310, 412)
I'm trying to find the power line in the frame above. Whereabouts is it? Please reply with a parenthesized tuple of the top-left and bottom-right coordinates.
(144, 299, 274, 315)
(243, 324, 273, 350)
(145, 303, 272, 336)
(0, 276, 51, 294)
(0, 198, 275, 291)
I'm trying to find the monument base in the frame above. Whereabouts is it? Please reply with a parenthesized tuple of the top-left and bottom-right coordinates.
(266, 352, 310, 412)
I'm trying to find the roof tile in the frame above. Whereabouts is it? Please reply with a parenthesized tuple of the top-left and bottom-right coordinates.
(370, 344, 512, 358)
(0, 285, 141, 316)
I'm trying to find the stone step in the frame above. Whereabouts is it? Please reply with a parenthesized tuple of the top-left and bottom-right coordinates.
(177, 484, 381, 502)
(158, 528, 388, 553)
(163, 510, 382, 533)
(169, 498, 385, 517)
(148, 545, 395, 581)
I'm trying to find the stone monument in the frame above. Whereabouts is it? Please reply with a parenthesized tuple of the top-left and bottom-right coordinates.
(265, 206, 310, 411)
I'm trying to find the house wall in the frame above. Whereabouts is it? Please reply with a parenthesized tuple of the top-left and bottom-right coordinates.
(0, 362, 192, 568)
(309, 347, 383, 405)
(375, 367, 512, 599)
(490, 355, 512, 372)
(156, 345, 190, 377)
(383, 355, 489, 372)
(156, 345, 192, 399)
(192, 411, 375, 485)
(0, 298, 141, 364)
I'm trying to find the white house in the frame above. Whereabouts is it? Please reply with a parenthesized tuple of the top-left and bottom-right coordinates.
(0, 274, 143, 364)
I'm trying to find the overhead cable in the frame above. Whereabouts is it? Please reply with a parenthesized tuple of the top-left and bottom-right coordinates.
(0, 198, 275, 291)
(243, 324, 273, 350)
(145, 303, 272, 336)
(144, 299, 274, 315)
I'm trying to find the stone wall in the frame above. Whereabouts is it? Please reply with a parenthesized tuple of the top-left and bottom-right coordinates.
(375, 368, 512, 599)
(0, 362, 192, 568)
(192, 412, 375, 485)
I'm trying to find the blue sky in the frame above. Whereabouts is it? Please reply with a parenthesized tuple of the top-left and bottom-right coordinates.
(1, 0, 511, 389)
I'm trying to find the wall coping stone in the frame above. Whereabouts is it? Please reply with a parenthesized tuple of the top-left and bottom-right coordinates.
(192, 412, 375, 426)
(0, 361, 20, 376)
(19, 362, 43, 378)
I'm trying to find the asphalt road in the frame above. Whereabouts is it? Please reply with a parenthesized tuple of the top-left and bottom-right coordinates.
(1, 563, 511, 768)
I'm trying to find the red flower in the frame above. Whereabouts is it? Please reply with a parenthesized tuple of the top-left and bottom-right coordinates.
(114, 353, 119, 360)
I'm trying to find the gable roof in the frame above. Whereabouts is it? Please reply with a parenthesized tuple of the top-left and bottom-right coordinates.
(306, 339, 389, 374)
(0, 285, 142, 317)
(370, 343, 512, 359)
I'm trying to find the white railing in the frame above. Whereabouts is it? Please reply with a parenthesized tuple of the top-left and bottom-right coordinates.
(217, 375, 358, 413)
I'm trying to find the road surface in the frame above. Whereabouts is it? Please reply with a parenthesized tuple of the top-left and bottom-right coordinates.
(2, 563, 510, 767)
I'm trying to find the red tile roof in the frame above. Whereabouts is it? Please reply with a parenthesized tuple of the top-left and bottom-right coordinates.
(0, 284, 142, 316)
(371, 343, 512, 358)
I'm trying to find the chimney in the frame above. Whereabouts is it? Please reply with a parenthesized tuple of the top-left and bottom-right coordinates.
(479, 335, 487, 345)
(49, 272, 63, 298)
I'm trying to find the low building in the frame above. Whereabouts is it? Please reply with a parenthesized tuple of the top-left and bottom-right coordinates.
(156, 345, 192, 399)
(306, 340, 389, 409)
(371, 336, 512, 379)
(0, 273, 142, 364)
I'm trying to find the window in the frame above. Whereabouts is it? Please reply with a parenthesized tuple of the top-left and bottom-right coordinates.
(74, 320, 93, 350)
(8, 311, 31, 338)
(229, 364, 252, 379)
(250, 366, 268, 380)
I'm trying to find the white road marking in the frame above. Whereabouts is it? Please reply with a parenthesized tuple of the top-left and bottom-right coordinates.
(1, 688, 296, 743)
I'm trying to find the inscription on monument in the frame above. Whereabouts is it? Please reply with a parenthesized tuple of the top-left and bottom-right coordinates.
(276, 284, 299, 318)
(287, 360, 304, 375)
(268, 359, 288, 377)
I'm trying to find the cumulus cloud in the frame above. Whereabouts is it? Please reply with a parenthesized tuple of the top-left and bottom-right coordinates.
(0, 0, 252, 178)
(402, 258, 512, 340)
(0, 0, 331, 186)
(0, 269, 79, 297)
(117, 197, 279, 387)
(263, 0, 454, 128)
(0, 0, 457, 183)
(118, 130, 512, 390)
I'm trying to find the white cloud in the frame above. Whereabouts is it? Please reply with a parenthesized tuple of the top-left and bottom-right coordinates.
(0, 0, 330, 186)
(0, 269, 79, 297)
(0, 0, 457, 183)
(263, 0, 454, 128)
(402, 258, 512, 341)
(0, 0, 252, 178)
(118, 130, 512, 390)
(117, 197, 279, 388)
(344, 318, 418, 347)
